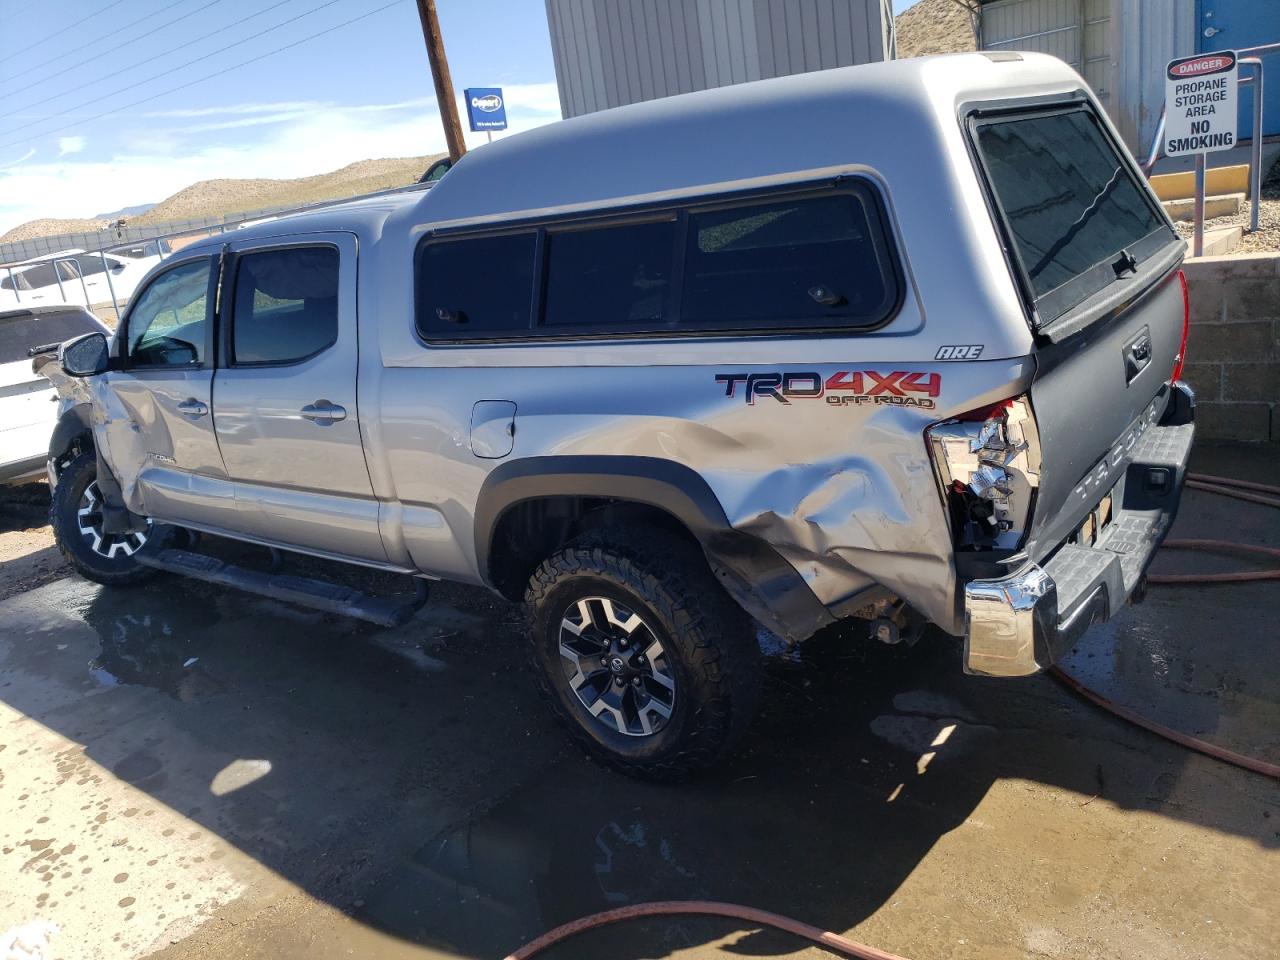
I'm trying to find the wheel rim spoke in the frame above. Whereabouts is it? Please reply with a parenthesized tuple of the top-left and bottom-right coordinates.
(557, 596, 676, 738)
(75, 480, 152, 560)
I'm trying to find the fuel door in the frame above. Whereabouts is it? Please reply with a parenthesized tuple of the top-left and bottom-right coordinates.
(470, 400, 516, 459)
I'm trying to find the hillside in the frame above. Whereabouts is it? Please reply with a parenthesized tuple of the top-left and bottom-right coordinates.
(1, 155, 443, 244)
(131, 155, 441, 225)
(896, 0, 978, 59)
(0, 217, 109, 243)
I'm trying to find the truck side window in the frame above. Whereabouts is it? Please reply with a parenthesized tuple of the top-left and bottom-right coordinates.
(416, 232, 536, 338)
(127, 258, 212, 368)
(231, 246, 339, 365)
(681, 194, 893, 327)
(542, 219, 676, 328)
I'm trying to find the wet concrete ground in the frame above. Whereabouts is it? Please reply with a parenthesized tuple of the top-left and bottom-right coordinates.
(1, 442, 1277, 960)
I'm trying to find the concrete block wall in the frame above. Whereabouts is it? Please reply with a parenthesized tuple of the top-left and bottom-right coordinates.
(1180, 252, 1280, 442)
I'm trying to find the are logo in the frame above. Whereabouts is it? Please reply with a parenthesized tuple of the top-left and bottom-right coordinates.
(935, 344, 983, 361)
(716, 370, 941, 409)
(471, 93, 503, 112)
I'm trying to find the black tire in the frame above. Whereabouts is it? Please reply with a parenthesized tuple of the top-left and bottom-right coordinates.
(525, 529, 761, 781)
(50, 450, 170, 587)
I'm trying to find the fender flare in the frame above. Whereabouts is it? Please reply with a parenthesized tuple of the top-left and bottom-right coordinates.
(48, 404, 93, 465)
(474, 455, 835, 643)
(474, 456, 730, 579)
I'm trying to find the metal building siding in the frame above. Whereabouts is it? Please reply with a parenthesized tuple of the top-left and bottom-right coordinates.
(976, 0, 1200, 153)
(981, 0, 1081, 65)
(547, 0, 891, 117)
(1111, 0, 1196, 155)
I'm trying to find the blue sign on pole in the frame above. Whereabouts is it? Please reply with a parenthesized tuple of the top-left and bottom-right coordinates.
(464, 87, 507, 132)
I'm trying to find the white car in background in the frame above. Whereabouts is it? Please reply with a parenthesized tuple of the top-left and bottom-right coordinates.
(1, 305, 108, 485)
(0, 246, 166, 311)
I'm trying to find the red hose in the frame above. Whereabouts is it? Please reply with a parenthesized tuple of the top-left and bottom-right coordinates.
(502, 901, 911, 960)
(1147, 539, 1280, 583)
(1144, 473, 1280, 583)
(1050, 666, 1280, 780)
(1052, 470, 1280, 781)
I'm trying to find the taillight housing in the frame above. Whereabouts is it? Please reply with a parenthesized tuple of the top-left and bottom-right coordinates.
(926, 396, 1042, 551)
(1172, 268, 1190, 382)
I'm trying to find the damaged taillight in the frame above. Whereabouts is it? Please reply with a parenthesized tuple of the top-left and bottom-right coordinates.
(926, 396, 1042, 550)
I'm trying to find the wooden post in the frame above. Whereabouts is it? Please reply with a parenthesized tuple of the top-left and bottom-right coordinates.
(415, 0, 467, 163)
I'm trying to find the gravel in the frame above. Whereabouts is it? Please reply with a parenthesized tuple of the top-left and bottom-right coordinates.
(1172, 157, 1280, 254)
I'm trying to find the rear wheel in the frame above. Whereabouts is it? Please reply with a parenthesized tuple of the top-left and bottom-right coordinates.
(526, 530, 760, 780)
(50, 450, 170, 586)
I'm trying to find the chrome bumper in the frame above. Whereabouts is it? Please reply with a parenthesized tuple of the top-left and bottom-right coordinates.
(963, 384, 1195, 678)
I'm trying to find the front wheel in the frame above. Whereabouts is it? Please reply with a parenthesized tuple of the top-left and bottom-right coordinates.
(50, 450, 170, 587)
(526, 530, 761, 781)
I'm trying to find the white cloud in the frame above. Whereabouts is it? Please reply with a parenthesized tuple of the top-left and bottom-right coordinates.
(0, 85, 563, 235)
(0, 148, 36, 169)
(57, 136, 86, 157)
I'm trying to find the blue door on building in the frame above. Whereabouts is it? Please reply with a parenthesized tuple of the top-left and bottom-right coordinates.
(1199, 0, 1280, 139)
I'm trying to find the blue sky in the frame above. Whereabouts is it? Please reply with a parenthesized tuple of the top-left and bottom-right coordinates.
(0, 0, 923, 233)
(0, 0, 562, 232)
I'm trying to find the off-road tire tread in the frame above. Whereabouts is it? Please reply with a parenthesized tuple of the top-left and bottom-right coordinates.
(50, 450, 163, 587)
(525, 528, 760, 781)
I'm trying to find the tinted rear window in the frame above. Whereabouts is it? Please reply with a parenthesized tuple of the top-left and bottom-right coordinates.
(683, 195, 892, 325)
(974, 107, 1173, 322)
(417, 232, 536, 337)
(415, 184, 899, 341)
(0, 311, 99, 364)
(543, 219, 675, 328)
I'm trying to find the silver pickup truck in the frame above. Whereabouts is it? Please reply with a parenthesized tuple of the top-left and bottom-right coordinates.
(45, 53, 1194, 779)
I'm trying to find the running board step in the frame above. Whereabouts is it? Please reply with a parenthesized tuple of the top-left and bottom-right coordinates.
(135, 548, 428, 627)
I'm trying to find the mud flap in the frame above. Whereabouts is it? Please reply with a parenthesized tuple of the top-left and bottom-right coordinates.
(94, 456, 148, 535)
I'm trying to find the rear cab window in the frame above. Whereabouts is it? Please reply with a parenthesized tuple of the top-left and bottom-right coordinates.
(969, 103, 1180, 329)
(415, 183, 900, 341)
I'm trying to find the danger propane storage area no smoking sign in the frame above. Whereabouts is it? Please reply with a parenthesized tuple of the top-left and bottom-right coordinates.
(1165, 51, 1238, 157)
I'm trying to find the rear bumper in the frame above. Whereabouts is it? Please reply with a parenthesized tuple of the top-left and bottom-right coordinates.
(963, 382, 1195, 678)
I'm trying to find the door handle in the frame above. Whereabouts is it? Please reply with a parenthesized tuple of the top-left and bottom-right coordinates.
(177, 398, 208, 417)
(300, 400, 347, 424)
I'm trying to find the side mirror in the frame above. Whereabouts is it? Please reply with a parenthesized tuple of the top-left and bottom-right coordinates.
(60, 331, 110, 378)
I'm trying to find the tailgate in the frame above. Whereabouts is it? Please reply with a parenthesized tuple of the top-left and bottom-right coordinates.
(969, 99, 1187, 562)
(1026, 265, 1184, 557)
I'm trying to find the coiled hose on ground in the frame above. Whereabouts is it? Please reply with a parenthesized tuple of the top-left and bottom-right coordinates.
(505, 472, 1279, 960)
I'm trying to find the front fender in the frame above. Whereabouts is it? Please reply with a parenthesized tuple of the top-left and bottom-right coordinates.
(48, 404, 93, 472)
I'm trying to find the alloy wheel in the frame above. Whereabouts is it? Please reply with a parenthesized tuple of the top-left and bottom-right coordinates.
(558, 596, 677, 737)
(77, 481, 150, 559)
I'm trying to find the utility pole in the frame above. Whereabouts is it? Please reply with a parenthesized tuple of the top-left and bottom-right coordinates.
(415, 0, 467, 162)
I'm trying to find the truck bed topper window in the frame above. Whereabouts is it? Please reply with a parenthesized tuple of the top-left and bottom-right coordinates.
(414, 181, 901, 342)
(969, 104, 1177, 329)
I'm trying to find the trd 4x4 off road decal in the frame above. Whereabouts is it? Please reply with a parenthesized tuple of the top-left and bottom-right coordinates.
(715, 371, 941, 409)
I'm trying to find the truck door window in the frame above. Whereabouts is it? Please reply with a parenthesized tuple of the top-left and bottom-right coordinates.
(126, 258, 212, 368)
(542, 218, 676, 328)
(230, 246, 339, 365)
(680, 193, 895, 328)
(416, 231, 536, 338)
(973, 106, 1176, 324)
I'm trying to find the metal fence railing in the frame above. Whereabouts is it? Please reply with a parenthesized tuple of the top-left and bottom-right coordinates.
(1, 179, 433, 322)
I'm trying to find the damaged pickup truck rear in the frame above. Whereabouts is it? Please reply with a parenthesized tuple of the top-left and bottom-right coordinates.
(42, 54, 1194, 779)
